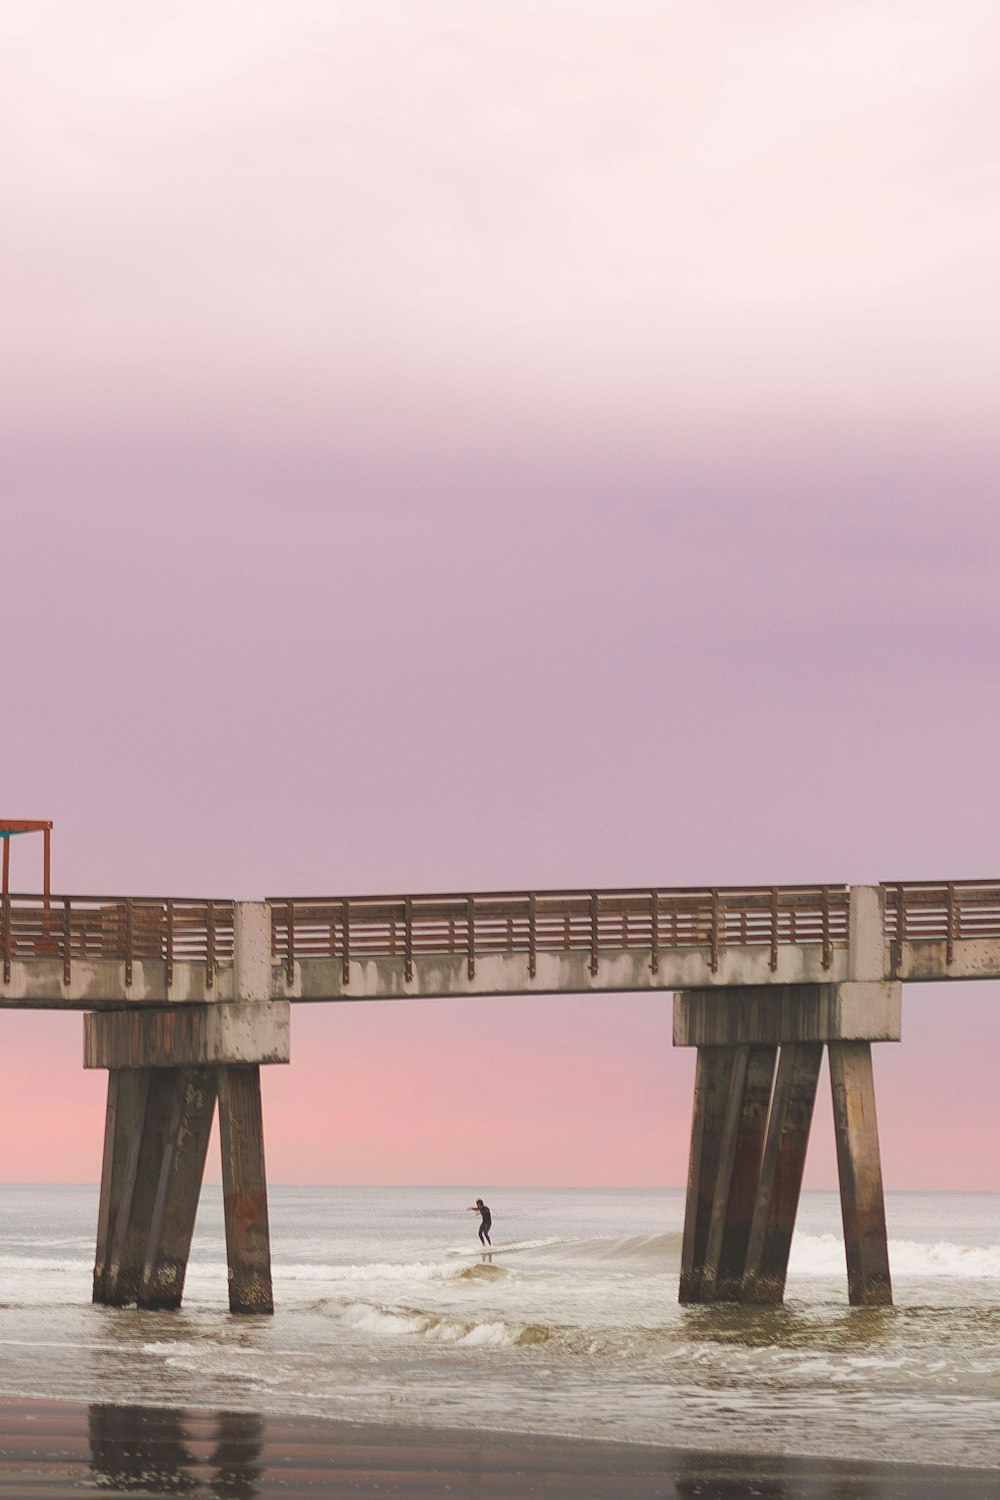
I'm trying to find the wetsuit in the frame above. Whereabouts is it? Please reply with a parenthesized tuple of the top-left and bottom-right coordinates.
(478, 1204, 492, 1246)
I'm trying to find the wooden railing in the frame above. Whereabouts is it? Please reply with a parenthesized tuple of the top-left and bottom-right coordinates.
(883, 881, 1000, 966)
(268, 885, 850, 985)
(0, 894, 234, 987)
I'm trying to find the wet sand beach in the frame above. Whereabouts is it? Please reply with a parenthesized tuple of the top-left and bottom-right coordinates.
(0, 1398, 998, 1499)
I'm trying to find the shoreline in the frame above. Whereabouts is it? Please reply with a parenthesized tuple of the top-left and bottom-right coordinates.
(1, 1397, 998, 1498)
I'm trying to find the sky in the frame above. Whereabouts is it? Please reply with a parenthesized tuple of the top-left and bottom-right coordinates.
(2, 1, 999, 1191)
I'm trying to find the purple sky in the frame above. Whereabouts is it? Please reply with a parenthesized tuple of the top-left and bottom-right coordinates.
(3, 2, 999, 1188)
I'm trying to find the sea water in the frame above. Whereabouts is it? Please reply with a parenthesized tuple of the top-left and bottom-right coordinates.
(0, 1184, 998, 1468)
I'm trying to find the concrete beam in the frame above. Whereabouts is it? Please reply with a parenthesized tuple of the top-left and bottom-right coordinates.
(673, 983, 901, 1047)
(2, 957, 231, 1009)
(892, 939, 1000, 982)
(278, 943, 850, 1004)
(84, 1002, 290, 1070)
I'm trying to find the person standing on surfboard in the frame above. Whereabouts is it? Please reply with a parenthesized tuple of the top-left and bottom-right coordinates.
(467, 1198, 492, 1246)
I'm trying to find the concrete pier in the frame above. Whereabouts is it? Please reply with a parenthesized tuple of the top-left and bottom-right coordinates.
(674, 892, 900, 1307)
(6, 871, 976, 1312)
(86, 903, 288, 1314)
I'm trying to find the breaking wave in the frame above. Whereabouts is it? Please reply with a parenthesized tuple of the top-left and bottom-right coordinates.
(790, 1234, 1000, 1279)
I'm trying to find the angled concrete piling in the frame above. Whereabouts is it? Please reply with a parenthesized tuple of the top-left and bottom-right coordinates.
(680, 1046, 741, 1304)
(741, 1041, 823, 1304)
(705, 1044, 777, 1302)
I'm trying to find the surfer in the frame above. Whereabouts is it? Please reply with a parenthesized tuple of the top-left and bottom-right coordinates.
(467, 1198, 492, 1246)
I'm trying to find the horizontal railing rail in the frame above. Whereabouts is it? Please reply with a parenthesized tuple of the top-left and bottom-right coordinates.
(267, 885, 851, 984)
(0, 894, 235, 987)
(883, 880, 1000, 966)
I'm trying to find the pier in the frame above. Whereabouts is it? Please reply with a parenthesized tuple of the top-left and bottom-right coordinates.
(3, 842, 998, 1314)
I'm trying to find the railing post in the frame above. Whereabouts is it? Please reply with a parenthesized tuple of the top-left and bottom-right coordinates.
(821, 887, 831, 970)
(404, 897, 413, 982)
(341, 898, 351, 985)
(528, 893, 537, 978)
(284, 900, 294, 987)
(206, 902, 217, 990)
(590, 891, 599, 976)
(467, 896, 476, 980)
(62, 898, 72, 985)
(124, 900, 134, 989)
(769, 888, 779, 972)
(946, 882, 956, 967)
(650, 891, 659, 975)
(2, 891, 10, 984)
(710, 890, 720, 973)
(165, 901, 174, 989)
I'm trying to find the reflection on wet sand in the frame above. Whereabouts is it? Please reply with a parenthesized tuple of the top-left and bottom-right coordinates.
(671, 1450, 1000, 1499)
(88, 1404, 263, 1496)
(75, 1400, 995, 1499)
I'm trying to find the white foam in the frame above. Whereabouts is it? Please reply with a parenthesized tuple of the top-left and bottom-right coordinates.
(273, 1260, 446, 1284)
(337, 1299, 520, 1347)
(789, 1233, 1000, 1279)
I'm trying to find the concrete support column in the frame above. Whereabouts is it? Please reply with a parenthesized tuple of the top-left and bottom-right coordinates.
(679, 1046, 740, 1304)
(93, 1066, 217, 1309)
(705, 1044, 777, 1302)
(742, 1042, 823, 1305)
(93, 1068, 151, 1305)
(99, 1069, 188, 1306)
(829, 1041, 892, 1306)
(218, 1063, 274, 1315)
(137, 1067, 217, 1310)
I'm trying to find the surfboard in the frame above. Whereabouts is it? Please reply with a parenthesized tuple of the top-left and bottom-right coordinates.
(446, 1239, 544, 1257)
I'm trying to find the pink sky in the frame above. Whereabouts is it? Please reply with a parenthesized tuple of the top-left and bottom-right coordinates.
(3, 2, 999, 1189)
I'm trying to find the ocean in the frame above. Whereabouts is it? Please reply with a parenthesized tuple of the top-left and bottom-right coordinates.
(0, 1184, 998, 1470)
